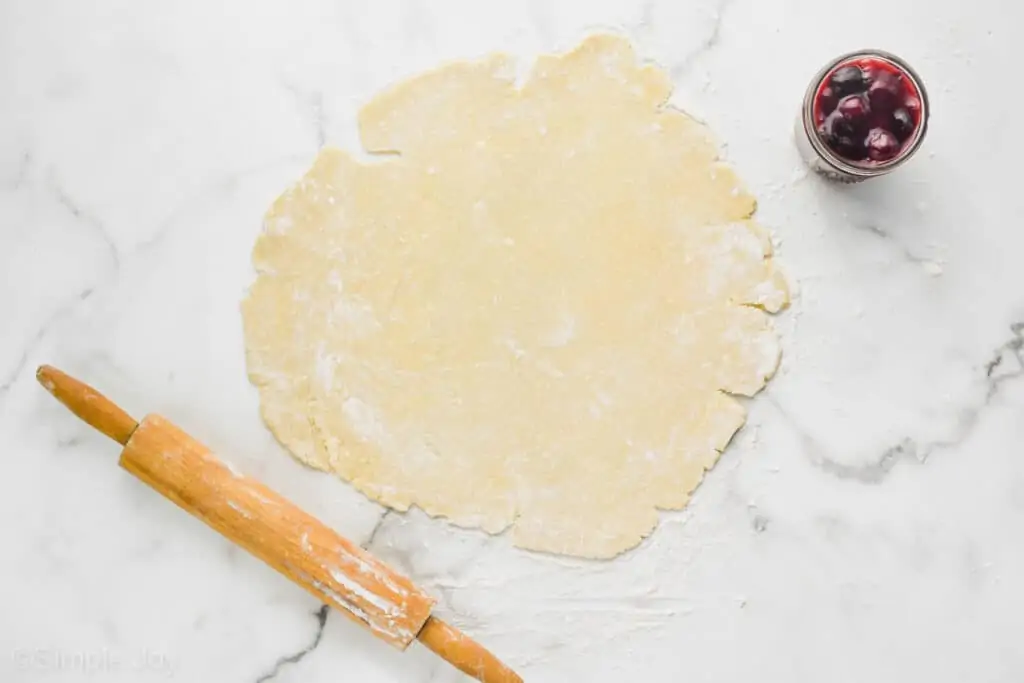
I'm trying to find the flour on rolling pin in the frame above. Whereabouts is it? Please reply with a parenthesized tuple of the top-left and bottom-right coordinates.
(120, 414, 436, 648)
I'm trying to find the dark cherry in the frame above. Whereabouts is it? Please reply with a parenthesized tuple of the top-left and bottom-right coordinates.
(836, 94, 870, 129)
(821, 112, 867, 161)
(833, 136, 868, 161)
(822, 111, 855, 138)
(867, 71, 904, 115)
(865, 128, 900, 161)
(891, 108, 915, 142)
(829, 65, 868, 97)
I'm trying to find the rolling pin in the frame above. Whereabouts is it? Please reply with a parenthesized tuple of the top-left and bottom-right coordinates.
(36, 365, 522, 683)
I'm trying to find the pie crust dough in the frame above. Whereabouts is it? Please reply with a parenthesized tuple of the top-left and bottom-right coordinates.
(242, 34, 789, 558)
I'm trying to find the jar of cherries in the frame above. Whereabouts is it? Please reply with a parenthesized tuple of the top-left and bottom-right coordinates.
(796, 50, 930, 181)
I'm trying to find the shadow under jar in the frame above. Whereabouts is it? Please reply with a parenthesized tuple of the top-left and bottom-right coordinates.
(796, 49, 930, 182)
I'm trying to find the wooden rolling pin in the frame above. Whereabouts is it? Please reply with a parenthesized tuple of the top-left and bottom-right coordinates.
(36, 365, 522, 683)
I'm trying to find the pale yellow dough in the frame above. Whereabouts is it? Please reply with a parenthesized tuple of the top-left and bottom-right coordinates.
(242, 34, 789, 558)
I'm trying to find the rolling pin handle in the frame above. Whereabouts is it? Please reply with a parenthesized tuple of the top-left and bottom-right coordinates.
(417, 616, 524, 683)
(36, 365, 139, 446)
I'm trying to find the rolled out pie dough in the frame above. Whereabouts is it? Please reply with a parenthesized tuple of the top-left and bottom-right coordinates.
(242, 34, 789, 558)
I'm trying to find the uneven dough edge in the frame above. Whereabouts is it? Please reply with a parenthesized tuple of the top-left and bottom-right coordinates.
(241, 33, 790, 559)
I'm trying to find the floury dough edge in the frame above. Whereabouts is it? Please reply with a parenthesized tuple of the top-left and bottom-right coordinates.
(241, 34, 790, 559)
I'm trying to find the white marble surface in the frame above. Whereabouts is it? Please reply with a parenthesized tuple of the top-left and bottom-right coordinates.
(2, 0, 1023, 681)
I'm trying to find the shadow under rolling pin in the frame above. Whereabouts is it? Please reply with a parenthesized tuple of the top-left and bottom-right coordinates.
(36, 365, 522, 683)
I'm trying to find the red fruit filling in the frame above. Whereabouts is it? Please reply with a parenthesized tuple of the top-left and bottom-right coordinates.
(813, 57, 922, 164)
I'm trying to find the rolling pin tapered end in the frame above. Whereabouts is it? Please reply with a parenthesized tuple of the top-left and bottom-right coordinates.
(36, 365, 138, 445)
(417, 615, 523, 683)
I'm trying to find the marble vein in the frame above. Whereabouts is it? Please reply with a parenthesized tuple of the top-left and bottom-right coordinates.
(44, 172, 122, 270)
(1, 150, 32, 191)
(669, 0, 734, 80)
(775, 321, 1024, 484)
(363, 509, 395, 552)
(853, 221, 940, 272)
(0, 286, 94, 399)
(253, 604, 329, 683)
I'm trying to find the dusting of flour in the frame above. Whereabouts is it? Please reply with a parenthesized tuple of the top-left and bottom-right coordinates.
(241, 34, 789, 559)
